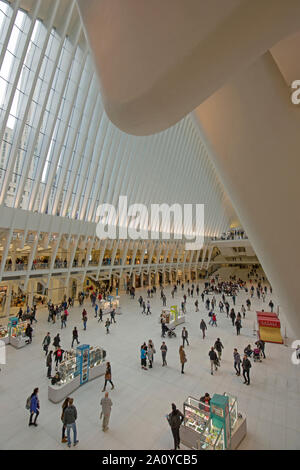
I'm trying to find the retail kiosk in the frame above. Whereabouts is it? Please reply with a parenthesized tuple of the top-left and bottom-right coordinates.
(100, 296, 121, 316)
(9, 320, 34, 348)
(48, 345, 106, 403)
(0, 316, 17, 345)
(159, 305, 185, 328)
(256, 311, 283, 344)
(180, 393, 247, 450)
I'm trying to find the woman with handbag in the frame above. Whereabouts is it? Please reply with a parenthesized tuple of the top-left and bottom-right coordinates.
(179, 345, 187, 374)
(102, 362, 114, 391)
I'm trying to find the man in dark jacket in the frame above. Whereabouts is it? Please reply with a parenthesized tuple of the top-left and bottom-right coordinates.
(233, 349, 241, 376)
(200, 319, 207, 339)
(71, 327, 80, 348)
(242, 355, 252, 385)
(25, 323, 33, 344)
(209, 347, 218, 375)
(53, 333, 60, 348)
(167, 403, 184, 450)
(42, 332, 51, 355)
(235, 318, 241, 335)
(214, 338, 224, 361)
(182, 327, 189, 347)
(63, 398, 79, 448)
(46, 351, 52, 378)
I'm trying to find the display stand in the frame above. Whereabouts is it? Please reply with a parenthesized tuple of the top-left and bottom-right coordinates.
(210, 394, 231, 448)
(100, 296, 121, 316)
(9, 321, 34, 349)
(9, 335, 28, 348)
(180, 393, 247, 450)
(0, 326, 9, 344)
(159, 305, 185, 327)
(48, 345, 106, 403)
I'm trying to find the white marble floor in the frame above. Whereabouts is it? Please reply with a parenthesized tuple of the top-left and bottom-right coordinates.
(0, 281, 300, 450)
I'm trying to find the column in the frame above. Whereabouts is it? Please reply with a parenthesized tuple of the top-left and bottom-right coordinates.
(194, 52, 300, 336)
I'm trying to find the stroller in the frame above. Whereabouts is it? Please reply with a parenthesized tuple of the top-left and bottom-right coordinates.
(165, 325, 177, 338)
(253, 348, 262, 362)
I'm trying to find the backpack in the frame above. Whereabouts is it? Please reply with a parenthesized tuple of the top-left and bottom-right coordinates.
(57, 349, 62, 357)
(26, 396, 31, 410)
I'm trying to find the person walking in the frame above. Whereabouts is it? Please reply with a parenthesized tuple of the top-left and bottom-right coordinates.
(235, 318, 241, 335)
(242, 354, 252, 385)
(82, 313, 88, 330)
(225, 302, 230, 317)
(179, 345, 187, 374)
(256, 339, 266, 359)
(53, 333, 60, 348)
(25, 323, 33, 344)
(94, 303, 98, 318)
(63, 398, 79, 448)
(71, 327, 80, 347)
(110, 308, 116, 324)
(214, 338, 224, 361)
(200, 319, 207, 339)
(148, 339, 156, 362)
(146, 301, 151, 315)
(160, 342, 168, 366)
(102, 362, 114, 391)
(29, 388, 40, 427)
(233, 349, 241, 376)
(100, 392, 113, 432)
(42, 332, 51, 356)
(105, 318, 111, 334)
(98, 308, 103, 322)
(46, 351, 53, 379)
(195, 300, 199, 312)
(211, 313, 217, 327)
(182, 327, 189, 347)
(140, 345, 148, 370)
(230, 309, 236, 326)
(209, 347, 218, 375)
(61, 397, 70, 443)
(54, 346, 64, 369)
(147, 344, 155, 368)
(61, 311, 67, 329)
(241, 305, 246, 319)
(269, 300, 274, 312)
(167, 403, 184, 450)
